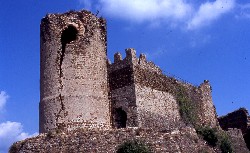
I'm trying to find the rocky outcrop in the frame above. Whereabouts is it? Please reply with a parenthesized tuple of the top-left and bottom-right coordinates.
(10, 127, 216, 153)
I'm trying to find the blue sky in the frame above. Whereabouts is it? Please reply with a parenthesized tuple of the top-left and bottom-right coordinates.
(0, 0, 250, 152)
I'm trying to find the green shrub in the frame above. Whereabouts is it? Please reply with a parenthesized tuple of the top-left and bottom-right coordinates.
(196, 126, 218, 147)
(176, 85, 198, 126)
(220, 138, 233, 153)
(116, 140, 151, 153)
(196, 127, 233, 152)
(218, 132, 233, 153)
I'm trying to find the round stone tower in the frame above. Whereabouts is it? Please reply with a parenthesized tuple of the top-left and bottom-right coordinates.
(39, 10, 110, 133)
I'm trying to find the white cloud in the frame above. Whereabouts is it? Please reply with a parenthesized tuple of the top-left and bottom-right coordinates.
(79, 0, 237, 30)
(98, 0, 192, 23)
(187, 0, 235, 30)
(0, 92, 38, 152)
(0, 121, 38, 153)
(0, 91, 9, 112)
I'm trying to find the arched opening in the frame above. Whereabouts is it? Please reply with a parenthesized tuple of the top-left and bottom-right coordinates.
(61, 25, 78, 45)
(59, 25, 78, 77)
(114, 108, 127, 128)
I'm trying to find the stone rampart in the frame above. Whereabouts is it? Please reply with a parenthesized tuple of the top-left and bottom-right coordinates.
(198, 81, 218, 127)
(135, 84, 181, 130)
(134, 62, 218, 128)
(219, 108, 250, 150)
(108, 49, 218, 130)
(219, 108, 249, 133)
(227, 128, 250, 153)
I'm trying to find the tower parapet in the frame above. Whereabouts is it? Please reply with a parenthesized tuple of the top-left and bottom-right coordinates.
(108, 48, 162, 74)
(114, 52, 122, 63)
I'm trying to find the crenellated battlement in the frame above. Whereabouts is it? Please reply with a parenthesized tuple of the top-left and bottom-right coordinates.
(108, 48, 162, 74)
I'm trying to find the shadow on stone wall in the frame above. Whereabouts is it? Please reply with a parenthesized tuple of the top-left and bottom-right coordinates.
(218, 108, 250, 150)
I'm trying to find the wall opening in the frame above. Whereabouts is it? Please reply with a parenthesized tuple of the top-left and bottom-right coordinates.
(114, 108, 127, 128)
(59, 25, 78, 77)
(61, 25, 78, 45)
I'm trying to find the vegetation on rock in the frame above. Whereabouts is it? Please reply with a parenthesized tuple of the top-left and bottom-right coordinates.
(116, 140, 151, 153)
(196, 126, 233, 153)
(196, 126, 218, 147)
(175, 84, 198, 126)
(218, 131, 233, 153)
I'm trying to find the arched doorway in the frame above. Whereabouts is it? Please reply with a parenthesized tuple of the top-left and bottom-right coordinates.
(114, 108, 127, 128)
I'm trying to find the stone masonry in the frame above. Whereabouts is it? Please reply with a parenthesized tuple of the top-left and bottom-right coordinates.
(219, 108, 250, 133)
(109, 48, 218, 130)
(39, 10, 219, 133)
(40, 10, 110, 133)
(218, 108, 250, 149)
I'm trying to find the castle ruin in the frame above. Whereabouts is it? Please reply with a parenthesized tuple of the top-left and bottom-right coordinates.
(39, 10, 218, 133)
(10, 10, 250, 153)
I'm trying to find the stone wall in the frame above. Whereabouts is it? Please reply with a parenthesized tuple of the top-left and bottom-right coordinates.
(134, 54, 218, 128)
(40, 10, 110, 133)
(108, 48, 218, 130)
(110, 85, 138, 128)
(227, 128, 250, 153)
(198, 81, 218, 127)
(108, 49, 183, 130)
(218, 108, 250, 150)
(108, 49, 138, 128)
(218, 108, 249, 133)
(135, 84, 181, 130)
(10, 127, 217, 153)
(134, 65, 218, 127)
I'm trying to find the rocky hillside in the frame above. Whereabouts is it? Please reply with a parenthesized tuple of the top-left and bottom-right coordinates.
(9, 127, 249, 153)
